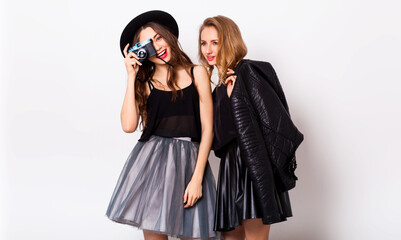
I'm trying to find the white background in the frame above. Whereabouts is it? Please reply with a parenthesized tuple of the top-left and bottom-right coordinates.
(1, 0, 401, 239)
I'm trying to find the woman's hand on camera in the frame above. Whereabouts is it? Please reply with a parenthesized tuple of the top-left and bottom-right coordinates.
(123, 43, 142, 77)
(225, 68, 237, 98)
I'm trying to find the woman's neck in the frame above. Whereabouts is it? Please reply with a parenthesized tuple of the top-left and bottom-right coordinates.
(154, 64, 169, 78)
(153, 63, 174, 86)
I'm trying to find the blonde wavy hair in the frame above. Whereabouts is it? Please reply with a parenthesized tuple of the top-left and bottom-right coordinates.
(198, 15, 247, 84)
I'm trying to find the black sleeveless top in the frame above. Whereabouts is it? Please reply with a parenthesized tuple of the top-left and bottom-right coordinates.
(212, 83, 237, 157)
(139, 67, 202, 142)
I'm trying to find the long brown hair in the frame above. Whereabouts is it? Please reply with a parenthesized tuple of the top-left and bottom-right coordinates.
(198, 16, 247, 83)
(133, 22, 193, 129)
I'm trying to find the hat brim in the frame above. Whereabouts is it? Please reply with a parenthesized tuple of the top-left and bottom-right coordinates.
(120, 10, 179, 57)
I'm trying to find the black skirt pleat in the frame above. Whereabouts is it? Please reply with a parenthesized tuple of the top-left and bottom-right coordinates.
(214, 141, 292, 231)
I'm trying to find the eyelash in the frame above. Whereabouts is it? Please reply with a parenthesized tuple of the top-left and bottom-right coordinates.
(201, 42, 218, 46)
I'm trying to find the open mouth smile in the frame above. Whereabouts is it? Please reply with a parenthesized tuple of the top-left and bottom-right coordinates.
(207, 55, 215, 61)
(158, 49, 167, 59)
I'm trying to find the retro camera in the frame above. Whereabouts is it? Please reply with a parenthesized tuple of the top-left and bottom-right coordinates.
(128, 39, 157, 62)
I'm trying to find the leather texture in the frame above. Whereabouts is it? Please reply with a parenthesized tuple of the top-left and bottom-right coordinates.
(214, 141, 292, 230)
(230, 59, 303, 224)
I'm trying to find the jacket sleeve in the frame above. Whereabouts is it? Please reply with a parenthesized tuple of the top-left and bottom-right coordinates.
(266, 62, 290, 113)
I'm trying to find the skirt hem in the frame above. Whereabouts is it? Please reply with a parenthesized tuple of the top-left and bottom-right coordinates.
(215, 216, 289, 232)
(108, 216, 219, 239)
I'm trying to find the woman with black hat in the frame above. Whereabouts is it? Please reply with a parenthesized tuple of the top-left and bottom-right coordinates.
(198, 16, 303, 240)
(106, 11, 218, 240)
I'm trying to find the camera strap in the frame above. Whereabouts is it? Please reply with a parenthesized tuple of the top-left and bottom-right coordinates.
(157, 56, 173, 67)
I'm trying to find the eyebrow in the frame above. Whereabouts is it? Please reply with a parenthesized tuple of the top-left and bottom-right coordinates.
(153, 33, 158, 39)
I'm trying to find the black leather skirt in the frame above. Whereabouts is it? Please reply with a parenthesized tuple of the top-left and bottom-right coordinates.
(214, 140, 292, 232)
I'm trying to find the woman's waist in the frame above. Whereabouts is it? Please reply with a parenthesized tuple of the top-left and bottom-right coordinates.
(139, 131, 201, 143)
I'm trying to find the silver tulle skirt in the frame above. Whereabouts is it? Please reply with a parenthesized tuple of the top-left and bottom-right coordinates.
(106, 135, 218, 239)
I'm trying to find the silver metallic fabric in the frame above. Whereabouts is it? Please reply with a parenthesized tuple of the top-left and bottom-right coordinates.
(106, 136, 218, 239)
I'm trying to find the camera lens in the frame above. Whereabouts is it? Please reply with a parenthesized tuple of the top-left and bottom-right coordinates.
(137, 49, 147, 59)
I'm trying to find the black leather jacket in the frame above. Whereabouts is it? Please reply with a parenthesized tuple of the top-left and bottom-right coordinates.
(231, 59, 304, 218)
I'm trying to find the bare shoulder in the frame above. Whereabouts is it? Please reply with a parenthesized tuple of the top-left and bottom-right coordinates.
(192, 65, 209, 86)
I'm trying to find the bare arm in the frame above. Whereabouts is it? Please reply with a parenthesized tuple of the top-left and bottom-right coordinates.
(184, 65, 214, 208)
(120, 44, 142, 133)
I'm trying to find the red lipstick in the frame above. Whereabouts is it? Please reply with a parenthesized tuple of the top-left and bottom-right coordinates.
(158, 49, 167, 60)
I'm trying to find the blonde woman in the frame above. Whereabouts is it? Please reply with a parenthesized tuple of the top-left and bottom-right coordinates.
(199, 16, 303, 240)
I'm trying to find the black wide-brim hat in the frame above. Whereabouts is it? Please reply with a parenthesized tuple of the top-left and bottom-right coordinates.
(119, 10, 179, 57)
